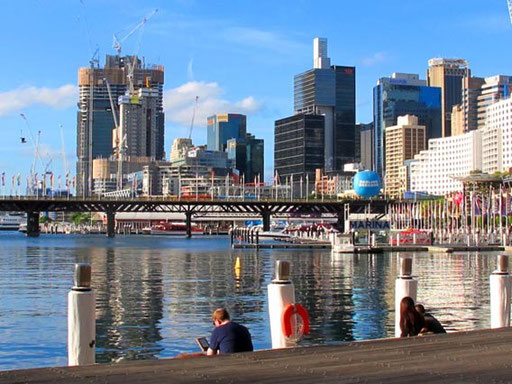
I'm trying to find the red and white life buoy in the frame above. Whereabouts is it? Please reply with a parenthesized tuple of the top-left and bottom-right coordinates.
(281, 304, 310, 337)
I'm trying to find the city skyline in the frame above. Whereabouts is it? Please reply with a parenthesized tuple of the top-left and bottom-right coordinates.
(0, 0, 511, 184)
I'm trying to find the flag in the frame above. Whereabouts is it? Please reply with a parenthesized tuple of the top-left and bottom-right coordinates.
(1, 172, 5, 186)
(50, 172, 54, 188)
(17, 173, 21, 186)
(58, 175, 62, 189)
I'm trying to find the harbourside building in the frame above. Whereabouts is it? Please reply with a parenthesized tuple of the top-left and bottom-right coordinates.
(427, 58, 469, 137)
(477, 75, 512, 129)
(410, 130, 482, 196)
(373, 73, 442, 177)
(77, 54, 164, 196)
(384, 115, 426, 198)
(482, 97, 512, 174)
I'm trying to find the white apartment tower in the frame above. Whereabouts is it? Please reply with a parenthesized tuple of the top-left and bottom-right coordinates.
(410, 130, 482, 195)
(482, 97, 512, 173)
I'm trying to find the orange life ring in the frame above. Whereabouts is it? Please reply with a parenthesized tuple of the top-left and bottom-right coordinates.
(281, 304, 310, 337)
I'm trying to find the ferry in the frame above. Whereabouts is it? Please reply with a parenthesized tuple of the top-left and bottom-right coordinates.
(142, 221, 203, 235)
(0, 213, 26, 231)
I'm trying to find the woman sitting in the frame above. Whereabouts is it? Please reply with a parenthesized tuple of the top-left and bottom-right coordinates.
(399, 296, 425, 337)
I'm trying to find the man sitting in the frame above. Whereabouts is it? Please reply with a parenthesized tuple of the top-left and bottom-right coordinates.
(207, 308, 253, 355)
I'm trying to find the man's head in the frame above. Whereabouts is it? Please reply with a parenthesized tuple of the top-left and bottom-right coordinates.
(415, 304, 425, 314)
(212, 308, 230, 327)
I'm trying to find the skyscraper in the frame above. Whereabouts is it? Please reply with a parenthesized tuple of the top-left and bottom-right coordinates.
(477, 75, 512, 129)
(294, 38, 356, 171)
(427, 58, 469, 137)
(373, 73, 441, 176)
(206, 114, 247, 152)
(77, 55, 164, 196)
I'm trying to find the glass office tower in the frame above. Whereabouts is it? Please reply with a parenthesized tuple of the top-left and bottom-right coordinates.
(373, 73, 442, 177)
(206, 113, 247, 152)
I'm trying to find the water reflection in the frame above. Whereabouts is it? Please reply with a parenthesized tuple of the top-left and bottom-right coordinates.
(0, 233, 500, 370)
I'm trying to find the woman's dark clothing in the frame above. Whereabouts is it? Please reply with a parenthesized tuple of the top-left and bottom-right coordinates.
(423, 314, 446, 334)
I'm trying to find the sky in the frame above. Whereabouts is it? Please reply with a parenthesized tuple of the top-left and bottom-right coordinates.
(0, 0, 511, 187)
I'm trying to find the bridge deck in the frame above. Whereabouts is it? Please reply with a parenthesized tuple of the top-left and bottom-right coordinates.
(2, 328, 512, 383)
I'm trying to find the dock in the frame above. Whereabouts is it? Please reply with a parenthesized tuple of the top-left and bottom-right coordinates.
(2, 327, 512, 383)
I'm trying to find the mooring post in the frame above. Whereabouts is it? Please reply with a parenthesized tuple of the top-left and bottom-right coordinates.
(68, 263, 95, 366)
(185, 212, 193, 239)
(262, 211, 271, 232)
(26, 211, 40, 237)
(106, 210, 115, 238)
(490, 255, 511, 328)
(395, 256, 418, 337)
(268, 260, 296, 349)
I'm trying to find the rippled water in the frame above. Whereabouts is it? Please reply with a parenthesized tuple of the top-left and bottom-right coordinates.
(0, 232, 499, 370)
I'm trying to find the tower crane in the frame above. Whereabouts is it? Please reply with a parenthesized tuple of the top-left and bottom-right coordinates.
(188, 96, 199, 140)
(112, 9, 158, 57)
(19, 114, 43, 191)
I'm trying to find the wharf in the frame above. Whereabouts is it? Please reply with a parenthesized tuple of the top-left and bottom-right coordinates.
(233, 243, 331, 249)
(2, 328, 512, 383)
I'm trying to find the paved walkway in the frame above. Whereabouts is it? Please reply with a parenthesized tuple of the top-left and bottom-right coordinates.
(2, 328, 512, 383)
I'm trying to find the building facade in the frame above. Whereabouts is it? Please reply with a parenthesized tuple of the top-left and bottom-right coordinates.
(482, 97, 512, 174)
(477, 75, 512, 129)
(410, 130, 482, 195)
(274, 114, 325, 195)
(384, 115, 426, 197)
(359, 122, 374, 170)
(427, 58, 469, 137)
(77, 55, 164, 196)
(206, 114, 247, 152)
(373, 73, 442, 177)
(294, 38, 356, 171)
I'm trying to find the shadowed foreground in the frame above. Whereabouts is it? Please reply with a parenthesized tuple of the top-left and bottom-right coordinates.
(2, 328, 512, 383)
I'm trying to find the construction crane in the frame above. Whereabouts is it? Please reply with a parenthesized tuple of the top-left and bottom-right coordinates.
(59, 124, 68, 184)
(112, 9, 158, 57)
(508, 0, 512, 24)
(104, 77, 127, 191)
(188, 96, 200, 139)
(19, 114, 43, 190)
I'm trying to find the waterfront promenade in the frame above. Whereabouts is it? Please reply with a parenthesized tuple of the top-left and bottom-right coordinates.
(2, 327, 511, 383)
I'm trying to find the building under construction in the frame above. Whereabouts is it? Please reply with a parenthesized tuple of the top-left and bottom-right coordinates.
(76, 55, 165, 197)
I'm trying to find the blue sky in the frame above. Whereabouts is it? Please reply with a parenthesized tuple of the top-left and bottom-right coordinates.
(0, 0, 511, 186)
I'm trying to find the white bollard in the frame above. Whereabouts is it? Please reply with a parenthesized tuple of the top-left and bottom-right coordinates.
(268, 260, 296, 349)
(395, 257, 418, 337)
(68, 263, 96, 366)
(490, 255, 512, 329)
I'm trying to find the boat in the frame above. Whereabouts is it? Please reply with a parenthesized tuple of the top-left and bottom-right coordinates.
(331, 233, 355, 253)
(0, 213, 26, 231)
(142, 221, 203, 235)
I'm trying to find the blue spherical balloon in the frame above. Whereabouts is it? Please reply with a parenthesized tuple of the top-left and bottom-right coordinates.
(353, 171, 382, 198)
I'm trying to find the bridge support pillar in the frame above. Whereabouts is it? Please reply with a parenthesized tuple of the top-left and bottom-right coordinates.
(106, 211, 115, 238)
(262, 211, 271, 232)
(185, 212, 193, 239)
(26, 211, 40, 237)
(337, 215, 345, 233)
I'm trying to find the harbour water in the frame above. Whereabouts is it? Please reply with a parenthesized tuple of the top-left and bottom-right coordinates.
(0, 232, 498, 370)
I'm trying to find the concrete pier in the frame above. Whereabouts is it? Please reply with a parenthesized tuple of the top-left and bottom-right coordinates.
(2, 328, 512, 383)
(26, 211, 40, 237)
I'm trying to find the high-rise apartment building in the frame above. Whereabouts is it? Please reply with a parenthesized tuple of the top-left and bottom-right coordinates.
(373, 73, 441, 176)
(294, 38, 356, 171)
(427, 58, 469, 137)
(206, 114, 247, 152)
(77, 55, 164, 196)
(384, 115, 426, 197)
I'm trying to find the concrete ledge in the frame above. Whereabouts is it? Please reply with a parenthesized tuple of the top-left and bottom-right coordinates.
(2, 328, 512, 383)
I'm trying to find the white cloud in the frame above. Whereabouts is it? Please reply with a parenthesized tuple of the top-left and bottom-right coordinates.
(222, 26, 306, 53)
(0, 85, 78, 116)
(164, 81, 263, 128)
(362, 52, 388, 67)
